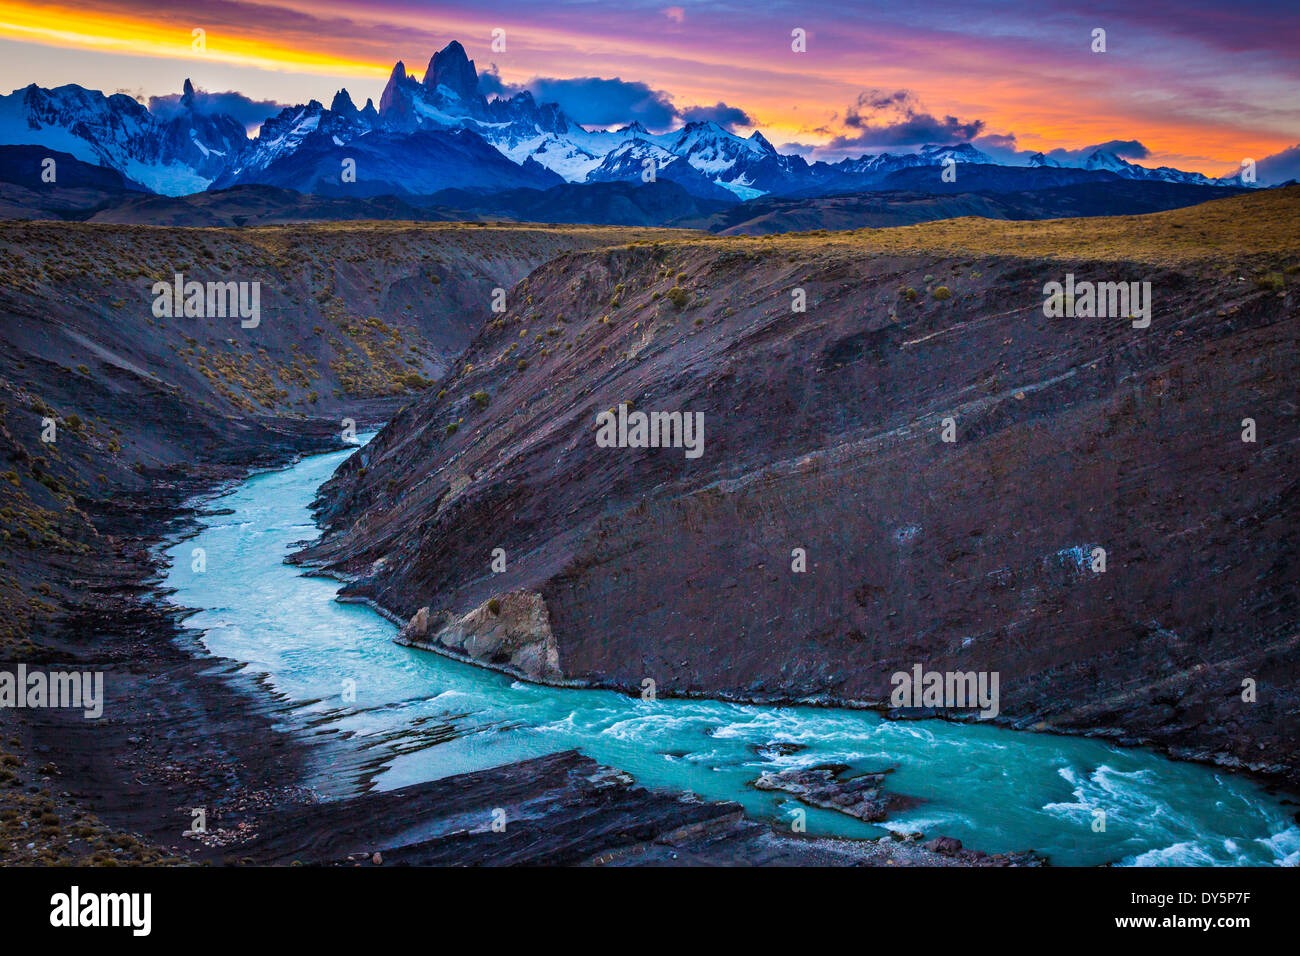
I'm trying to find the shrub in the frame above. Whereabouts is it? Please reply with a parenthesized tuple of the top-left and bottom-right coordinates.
(399, 372, 433, 389)
(445, 422, 458, 436)
(487, 598, 501, 616)
(902, 287, 918, 302)
(470, 390, 490, 408)
(931, 286, 952, 300)
(667, 286, 689, 310)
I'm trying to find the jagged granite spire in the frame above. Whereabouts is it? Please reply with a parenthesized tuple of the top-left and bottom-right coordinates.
(378, 61, 413, 119)
(330, 88, 357, 115)
(424, 40, 479, 100)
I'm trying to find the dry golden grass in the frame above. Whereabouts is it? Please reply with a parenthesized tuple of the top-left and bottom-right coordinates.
(236, 220, 696, 260)
(659, 186, 1300, 268)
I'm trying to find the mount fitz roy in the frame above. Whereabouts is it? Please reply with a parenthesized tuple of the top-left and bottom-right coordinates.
(0, 40, 1247, 200)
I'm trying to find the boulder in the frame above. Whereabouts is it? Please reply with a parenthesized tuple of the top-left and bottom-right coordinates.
(395, 590, 562, 683)
(924, 836, 963, 855)
(398, 606, 430, 641)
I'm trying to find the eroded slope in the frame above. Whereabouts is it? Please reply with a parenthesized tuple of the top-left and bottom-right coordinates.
(302, 189, 1299, 781)
(0, 219, 681, 649)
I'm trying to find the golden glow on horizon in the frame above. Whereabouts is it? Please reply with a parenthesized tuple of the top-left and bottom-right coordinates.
(0, 2, 389, 78)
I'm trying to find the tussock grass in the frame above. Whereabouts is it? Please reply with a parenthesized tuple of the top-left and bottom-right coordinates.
(630, 186, 1300, 268)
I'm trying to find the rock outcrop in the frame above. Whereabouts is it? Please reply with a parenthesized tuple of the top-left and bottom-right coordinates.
(753, 764, 911, 822)
(246, 749, 1038, 866)
(396, 591, 561, 682)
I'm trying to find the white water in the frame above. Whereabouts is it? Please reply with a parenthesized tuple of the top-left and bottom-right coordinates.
(162, 440, 1300, 867)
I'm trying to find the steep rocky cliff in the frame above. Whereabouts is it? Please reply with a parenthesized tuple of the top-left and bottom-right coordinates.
(299, 188, 1300, 783)
(0, 220, 678, 648)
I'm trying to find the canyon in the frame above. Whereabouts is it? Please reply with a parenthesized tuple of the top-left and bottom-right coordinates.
(298, 188, 1300, 786)
(1, 189, 1296, 866)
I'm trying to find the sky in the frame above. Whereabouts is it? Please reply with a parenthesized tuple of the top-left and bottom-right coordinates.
(1, 0, 1297, 174)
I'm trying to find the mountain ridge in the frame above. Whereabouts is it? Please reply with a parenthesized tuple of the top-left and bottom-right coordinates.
(0, 40, 1257, 201)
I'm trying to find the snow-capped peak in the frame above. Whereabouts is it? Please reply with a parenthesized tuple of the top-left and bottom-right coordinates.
(748, 130, 777, 155)
(1082, 149, 1131, 173)
(0, 80, 246, 194)
(917, 142, 992, 164)
(0, 40, 1248, 200)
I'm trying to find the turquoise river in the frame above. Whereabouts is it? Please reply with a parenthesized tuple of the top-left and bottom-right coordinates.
(162, 438, 1300, 866)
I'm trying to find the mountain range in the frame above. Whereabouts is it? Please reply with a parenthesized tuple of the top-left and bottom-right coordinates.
(0, 41, 1259, 203)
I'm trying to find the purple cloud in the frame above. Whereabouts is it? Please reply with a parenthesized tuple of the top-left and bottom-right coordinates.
(828, 88, 986, 149)
(1045, 140, 1152, 162)
(149, 83, 286, 131)
(480, 72, 678, 128)
(679, 102, 753, 131)
(478, 67, 751, 132)
(1252, 143, 1300, 184)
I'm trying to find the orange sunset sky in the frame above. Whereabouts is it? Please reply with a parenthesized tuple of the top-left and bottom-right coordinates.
(1, 0, 1297, 173)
